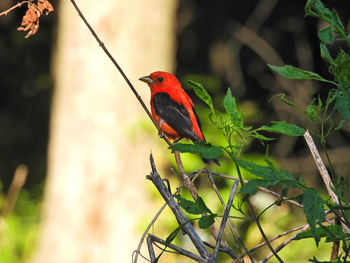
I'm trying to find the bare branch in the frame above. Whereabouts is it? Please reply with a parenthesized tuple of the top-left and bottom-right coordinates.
(2, 165, 28, 216)
(303, 130, 338, 204)
(0, 1, 33, 16)
(147, 154, 215, 262)
(213, 180, 239, 258)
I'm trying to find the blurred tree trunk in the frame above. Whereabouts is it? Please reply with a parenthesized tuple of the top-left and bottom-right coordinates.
(33, 0, 177, 262)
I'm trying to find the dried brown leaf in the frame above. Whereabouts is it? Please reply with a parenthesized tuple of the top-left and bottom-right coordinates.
(37, 0, 54, 15)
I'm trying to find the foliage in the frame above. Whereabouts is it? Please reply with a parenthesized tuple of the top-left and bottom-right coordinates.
(165, 0, 350, 262)
(0, 185, 40, 263)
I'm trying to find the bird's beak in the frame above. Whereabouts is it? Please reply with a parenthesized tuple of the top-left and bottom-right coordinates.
(139, 75, 155, 84)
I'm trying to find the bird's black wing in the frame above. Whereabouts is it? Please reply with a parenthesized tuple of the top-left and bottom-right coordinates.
(153, 92, 203, 141)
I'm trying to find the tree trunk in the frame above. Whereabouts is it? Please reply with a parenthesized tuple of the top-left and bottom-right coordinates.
(33, 0, 177, 262)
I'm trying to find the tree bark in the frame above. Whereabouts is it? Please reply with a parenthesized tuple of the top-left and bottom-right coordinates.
(33, 0, 177, 262)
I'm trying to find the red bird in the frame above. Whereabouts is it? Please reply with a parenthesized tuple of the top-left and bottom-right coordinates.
(139, 71, 219, 165)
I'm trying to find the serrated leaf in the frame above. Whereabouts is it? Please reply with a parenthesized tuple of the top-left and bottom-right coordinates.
(198, 214, 216, 229)
(175, 195, 212, 215)
(318, 26, 333, 44)
(268, 64, 336, 85)
(258, 121, 305, 136)
(238, 159, 302, 194)
(335, 90, 350, 121)
(305, 0, 345, 37)
(223, 88, 243, 127)
(302, 188, 326, 246)
(241, 179, 277, 194)
(170, 142, 222, 159)
(333, 50, 350, 84)
(320, 43, 335, 65)
(294, 225, 350, 243)
(305, 97, 322, 122)
(187, 80, 214, 112)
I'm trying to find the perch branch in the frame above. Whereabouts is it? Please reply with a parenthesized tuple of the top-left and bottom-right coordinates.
(69, 0, 171, 146)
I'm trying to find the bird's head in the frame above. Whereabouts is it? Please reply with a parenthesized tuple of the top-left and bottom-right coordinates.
(139, 71, 180, 93)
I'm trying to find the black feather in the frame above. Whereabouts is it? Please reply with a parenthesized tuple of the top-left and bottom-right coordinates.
(153, 92, 220, 165)
(153, 93, 202, 141)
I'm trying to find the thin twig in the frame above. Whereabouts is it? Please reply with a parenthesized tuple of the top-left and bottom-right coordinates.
(235, 163, 284, 263)
(303, 130, 338, 204)
(173, 150, 198, 200)
(259, 224, 310, 263)
(207, 173, 253, 262)
(0, 1, 33, 16)
(214, 180, 239, 258)
(148, 234, 206, 262)
(2, 165, 28, 216)
(146, 236, 156, 263)
(247, 223, 309, 254)
(202, 170, 303, 208)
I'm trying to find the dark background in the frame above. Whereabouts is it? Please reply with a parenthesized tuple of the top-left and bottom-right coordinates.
(0, 0, 349, 195)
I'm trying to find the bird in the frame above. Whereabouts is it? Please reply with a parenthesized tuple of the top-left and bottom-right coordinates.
(139, 71, 219, 165)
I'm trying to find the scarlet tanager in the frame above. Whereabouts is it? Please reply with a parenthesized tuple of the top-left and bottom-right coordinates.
(139, 71, 219, 165)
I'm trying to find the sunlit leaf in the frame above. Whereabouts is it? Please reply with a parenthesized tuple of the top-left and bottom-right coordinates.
(302, 188, 326, 246)
(258, 121, 305, 136)
(295, 225, 350, 242)
(268, 64, 336, 85)
(170, 142, 222, 159)
(198, 214, 216, 229)
(188, 80, 214, 112)
(175, 195, 212, 215)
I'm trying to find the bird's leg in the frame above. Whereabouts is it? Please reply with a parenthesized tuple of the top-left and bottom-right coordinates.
(158, 130, 165, 138)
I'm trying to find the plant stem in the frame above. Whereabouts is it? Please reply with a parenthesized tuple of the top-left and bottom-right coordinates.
(234, 162, 284, 263)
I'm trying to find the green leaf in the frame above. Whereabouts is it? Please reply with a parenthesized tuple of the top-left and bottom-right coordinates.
(335, 89, 350, 121)
(302, 188, 326, 246)
(223, 88, 243, 127)
(241, 179, 278, 194)
(305, 97, 322, 122)
(187, 80, 214, 112)
(165, 226, 181, 245)
(305, 0, 345, 37)
(238, 159, 302, 194)
(198, 214, 216, 229)
(170, 142, 222, 159)
(320, 43, 335, 65)
(269, 93, 298, 108)
(295, 225, 350, 243)
(249, 132, 276, 141)
(258, 121, 305, 136)
(268, 64, 336, 85)
(332, 50, 350, 84)
(318, 26, 333, 44)
(175, 195, 212, 215)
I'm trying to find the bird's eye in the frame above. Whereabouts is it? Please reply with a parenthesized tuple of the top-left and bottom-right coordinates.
(157, 77, 164, 82)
